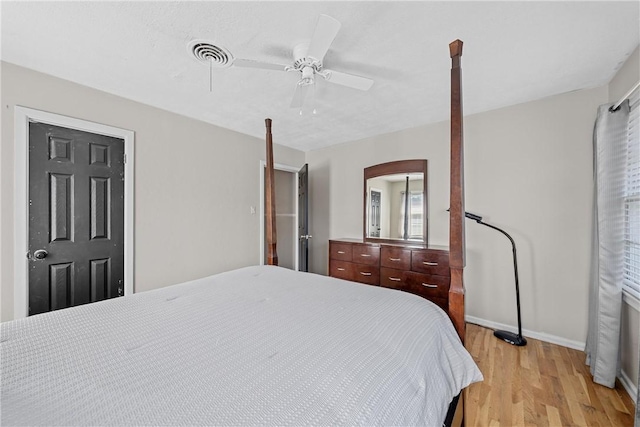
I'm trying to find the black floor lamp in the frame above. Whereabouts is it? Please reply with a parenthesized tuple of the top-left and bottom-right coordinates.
(465, 211, 527, 346)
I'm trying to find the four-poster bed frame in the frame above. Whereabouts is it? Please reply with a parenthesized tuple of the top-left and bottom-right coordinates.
(264, 40, 466, 341)
(264, 118, 278, 267)
(264, 39, 467, 425)
(448, 39, 466, 342)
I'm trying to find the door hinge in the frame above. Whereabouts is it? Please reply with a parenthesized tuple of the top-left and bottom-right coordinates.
(123, 153, 127, 164)
(118, 280, 124, 297)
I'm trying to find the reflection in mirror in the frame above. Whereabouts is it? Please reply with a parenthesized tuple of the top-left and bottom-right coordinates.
(366, 173, 424, 240)
(364, 160, 428, 244)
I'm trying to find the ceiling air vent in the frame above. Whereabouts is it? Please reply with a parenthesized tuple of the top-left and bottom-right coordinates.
(188, 40, 234, 68)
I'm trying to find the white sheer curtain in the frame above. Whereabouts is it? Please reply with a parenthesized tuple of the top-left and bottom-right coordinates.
(585, 100, 630, 388)
(628, 90, 640, 427)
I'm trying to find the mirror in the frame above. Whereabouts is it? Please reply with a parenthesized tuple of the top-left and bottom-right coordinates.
(364, 160, 428, 244)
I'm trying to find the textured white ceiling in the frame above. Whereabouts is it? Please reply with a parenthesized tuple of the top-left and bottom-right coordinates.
(2, 1, 639, 152)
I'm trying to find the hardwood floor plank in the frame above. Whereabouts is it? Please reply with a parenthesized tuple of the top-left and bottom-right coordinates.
(545, 404, 562, 426)
(610, 385, 633, 413)
(570, 370, 591, 407)
(465, 324, 636, 427)
(567, 397, 589, 426)
(500, 343, 514, 423)
(594, 385, 634, 426)
(512, 399, 525, 426)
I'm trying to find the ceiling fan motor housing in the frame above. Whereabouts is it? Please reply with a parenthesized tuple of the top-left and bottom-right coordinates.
(290, 42, 322, 86)
(292, 42, 322, 71)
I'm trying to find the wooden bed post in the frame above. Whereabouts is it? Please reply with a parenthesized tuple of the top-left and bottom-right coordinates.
(265, 118, 278, 266)
(448, 40, 466, 343)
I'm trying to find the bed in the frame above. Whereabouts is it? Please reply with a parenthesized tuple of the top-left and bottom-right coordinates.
(1, 40, 478, 426)
(1, 266, 481, 426)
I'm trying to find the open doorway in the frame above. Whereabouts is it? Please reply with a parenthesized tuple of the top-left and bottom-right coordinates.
(259, 163, 308, 271)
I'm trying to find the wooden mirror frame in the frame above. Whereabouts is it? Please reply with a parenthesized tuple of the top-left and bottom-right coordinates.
(363, 159, 428, 245)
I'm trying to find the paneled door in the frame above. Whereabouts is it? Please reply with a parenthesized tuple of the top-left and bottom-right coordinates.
(369, 190, 381, 237)
(298, 163, 309, 272)
(28, 122, 125, 315)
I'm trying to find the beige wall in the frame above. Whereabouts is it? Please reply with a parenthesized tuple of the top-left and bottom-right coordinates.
(0, 61, 305, 322)
(608, 46, 640, 395)
(306, 84, 607, 346)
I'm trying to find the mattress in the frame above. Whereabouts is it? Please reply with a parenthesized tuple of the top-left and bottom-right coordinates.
(1, 265, 482, 426)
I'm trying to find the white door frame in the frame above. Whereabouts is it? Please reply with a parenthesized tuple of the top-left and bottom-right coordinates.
(259, 161, 300, 270)
(14, 106, 135, 319)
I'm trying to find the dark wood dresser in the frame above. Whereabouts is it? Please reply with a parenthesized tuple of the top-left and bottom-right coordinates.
(329, 239, 450, 312)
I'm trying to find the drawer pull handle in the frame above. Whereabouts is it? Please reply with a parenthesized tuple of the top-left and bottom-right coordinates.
(360, 254, 372, 257)
(360, 272, 372, 276)
(337, 268, 346, 271)
(338, 251, 346, 254)
(422, 283, 438, 288)
(423, 261, 438, 266)
(389, 277, 401, 282)
(389, 258, 401, 262)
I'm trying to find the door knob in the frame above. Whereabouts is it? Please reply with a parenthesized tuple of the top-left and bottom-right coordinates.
(33, 249, 48, 260)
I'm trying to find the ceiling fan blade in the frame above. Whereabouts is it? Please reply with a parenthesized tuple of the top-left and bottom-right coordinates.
(306, 14, 341, 61)
(323, 69, 374, 91)
(233, 58, 288, 72)
(290, 84, 310, 109)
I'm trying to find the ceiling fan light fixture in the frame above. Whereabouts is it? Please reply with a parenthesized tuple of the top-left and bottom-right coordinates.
(298, 66, 315, 86)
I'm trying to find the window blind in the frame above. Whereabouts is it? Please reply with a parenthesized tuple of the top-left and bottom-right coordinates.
(624, 89, 640, 298)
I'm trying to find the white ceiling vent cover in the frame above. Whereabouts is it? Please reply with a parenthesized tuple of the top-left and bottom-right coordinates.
(188, 40, 234, 68)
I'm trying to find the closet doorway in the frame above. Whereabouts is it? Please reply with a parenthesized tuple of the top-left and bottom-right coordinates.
(260, 163, 309, 271)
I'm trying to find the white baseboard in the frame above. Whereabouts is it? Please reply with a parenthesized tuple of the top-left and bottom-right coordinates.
(619, 369, 638, 404)
(465, 315, 586, 351)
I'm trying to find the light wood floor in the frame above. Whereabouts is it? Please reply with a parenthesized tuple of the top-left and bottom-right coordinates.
(464, 324, 636, 426)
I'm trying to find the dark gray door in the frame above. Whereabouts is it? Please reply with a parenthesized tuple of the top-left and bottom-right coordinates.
(298, 164, 309, 272)
(28, 122, 125, 315)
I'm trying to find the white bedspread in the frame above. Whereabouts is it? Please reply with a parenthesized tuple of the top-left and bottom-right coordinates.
(1, 266, 482, 426)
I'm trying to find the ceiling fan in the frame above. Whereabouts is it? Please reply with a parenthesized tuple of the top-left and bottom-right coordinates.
(232, 14, 374, 108)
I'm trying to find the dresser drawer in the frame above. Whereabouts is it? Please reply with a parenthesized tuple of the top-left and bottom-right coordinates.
(411, 249, 450, 276)
(380, 269, 449, 296)
(352, 244, 380, 266)
(404, 272, 450, 299)
(380, 247, 411, 270)
(380, 267, 406, 288)
(352, 263, 379, 285)
(329, 241, 353, 262)
(329, 259, 354, 281)
(380, 269, 449, 308)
